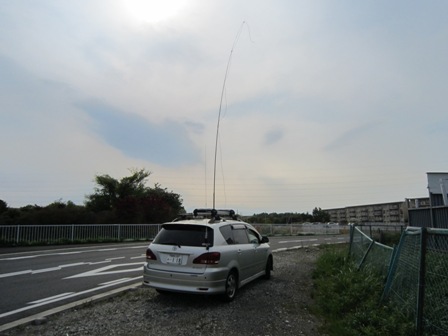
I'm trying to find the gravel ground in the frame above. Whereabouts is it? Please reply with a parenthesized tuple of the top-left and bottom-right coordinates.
(1, 247, 328, 336)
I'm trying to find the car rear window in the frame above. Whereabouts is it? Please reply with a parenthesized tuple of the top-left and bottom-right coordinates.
(153, 224, 214, 247)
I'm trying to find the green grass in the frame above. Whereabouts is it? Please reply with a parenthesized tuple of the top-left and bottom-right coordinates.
(312, 245, 414, 336)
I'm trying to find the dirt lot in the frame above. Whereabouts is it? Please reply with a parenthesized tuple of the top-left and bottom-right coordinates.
(1, 248, 328, 336)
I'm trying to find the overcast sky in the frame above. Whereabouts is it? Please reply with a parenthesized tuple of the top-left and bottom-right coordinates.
(1, 0, 447, 215)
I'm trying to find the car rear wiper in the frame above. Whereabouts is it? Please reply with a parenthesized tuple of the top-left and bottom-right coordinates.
(161, 241, 182, 248)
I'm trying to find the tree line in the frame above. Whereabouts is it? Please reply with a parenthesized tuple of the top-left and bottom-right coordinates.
(245, 207, 330, 224)
(0, 169, 183, 225)
(0, 168, 330, 225)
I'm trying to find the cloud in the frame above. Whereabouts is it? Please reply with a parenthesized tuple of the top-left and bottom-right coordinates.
(263, 128, 284, 146)
(324, 122, 380, 152)
(78, 100, 200, 166)
(1, 0, 448, 212)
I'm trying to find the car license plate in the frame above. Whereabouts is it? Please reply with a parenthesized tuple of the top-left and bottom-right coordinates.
(166, 255, 182, 264)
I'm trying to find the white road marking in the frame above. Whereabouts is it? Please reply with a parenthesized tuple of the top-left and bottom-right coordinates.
(0, 245, 148, 261)
(64, 262, 145, 279)
(278, 239, 318, 244)
(0, 259, 136, 279)
(57, 251, 83, 255)
(0, 262, 88, 278)
(0, 276, 141, 319)
(0, 270, 32, 279)
(88, 260, 113, 265)
(28, 293, 74, 305)
(272, 248, 288, 252)
(32, 267, 61, 274)
(99, 278, 135, 286)
(59, 262, 86, 268)
(0, 256, 37, 261)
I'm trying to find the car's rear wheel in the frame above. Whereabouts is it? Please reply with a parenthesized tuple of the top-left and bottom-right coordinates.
(222, 270, 238, 302)
(264, 256, 273, 280)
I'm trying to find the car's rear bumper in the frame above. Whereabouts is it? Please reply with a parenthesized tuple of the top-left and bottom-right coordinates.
(142, 265, 229, 294)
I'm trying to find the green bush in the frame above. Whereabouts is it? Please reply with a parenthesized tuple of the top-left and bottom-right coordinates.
(313, 245, 414, 336)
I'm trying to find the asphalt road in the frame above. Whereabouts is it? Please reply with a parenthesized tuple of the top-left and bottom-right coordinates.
(0, 234, 349, 329)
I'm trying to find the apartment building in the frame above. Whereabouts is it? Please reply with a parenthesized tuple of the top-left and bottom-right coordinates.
(325, 201, 407, 224)
(325, 172, 448, 225)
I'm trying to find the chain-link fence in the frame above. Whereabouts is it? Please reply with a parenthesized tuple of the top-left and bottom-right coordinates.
(350, 225, 448, 335)
(349, 225, 394, 277)
(383, 227, 448, 335)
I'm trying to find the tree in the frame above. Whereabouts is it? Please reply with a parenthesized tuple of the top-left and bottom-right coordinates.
(85, 168, 151, 212)
(85, 168, 183, 223)
(312, 207, 330, 223)
(0, 199, 7, 214)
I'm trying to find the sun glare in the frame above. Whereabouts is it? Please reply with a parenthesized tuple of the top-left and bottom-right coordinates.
(123, 0, 187, 24)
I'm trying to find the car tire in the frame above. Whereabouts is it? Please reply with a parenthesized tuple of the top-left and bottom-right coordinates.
(221, 270, 238, 302)
(264, 257, 272, 280)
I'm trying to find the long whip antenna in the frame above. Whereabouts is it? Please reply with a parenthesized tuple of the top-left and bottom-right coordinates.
(213, 21, 249, 209)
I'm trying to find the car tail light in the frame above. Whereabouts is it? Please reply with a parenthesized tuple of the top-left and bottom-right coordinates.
(146, 248, 157, 260)
(193, 252, 221, 265)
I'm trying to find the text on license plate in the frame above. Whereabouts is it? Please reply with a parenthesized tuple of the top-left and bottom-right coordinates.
(166, 255, 182, 264)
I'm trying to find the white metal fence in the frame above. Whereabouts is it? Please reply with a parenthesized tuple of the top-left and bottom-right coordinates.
(0, 223, 347, 246)
(0, 224, 161, 245)
(254, 223, 346, 236)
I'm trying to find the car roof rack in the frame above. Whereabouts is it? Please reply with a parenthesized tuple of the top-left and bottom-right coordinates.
(194, 208, 237, 218)
(172, 208, 239, 222)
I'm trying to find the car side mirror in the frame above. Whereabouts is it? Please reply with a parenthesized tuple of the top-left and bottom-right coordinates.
(261, 236, 269, 243)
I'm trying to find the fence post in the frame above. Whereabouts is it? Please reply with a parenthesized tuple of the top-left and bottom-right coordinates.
(357, 240, 375, 271)
(16, 225, 20, 243)
(381, 227, 409, 302)
(348, 225, 354, 257)
(416, 227, 427, 336)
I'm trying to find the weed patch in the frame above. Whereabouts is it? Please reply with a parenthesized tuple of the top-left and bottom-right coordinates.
(312, 245, 414, 336)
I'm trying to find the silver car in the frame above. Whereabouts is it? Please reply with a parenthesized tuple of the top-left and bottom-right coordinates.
(143, 209, 273, 301)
